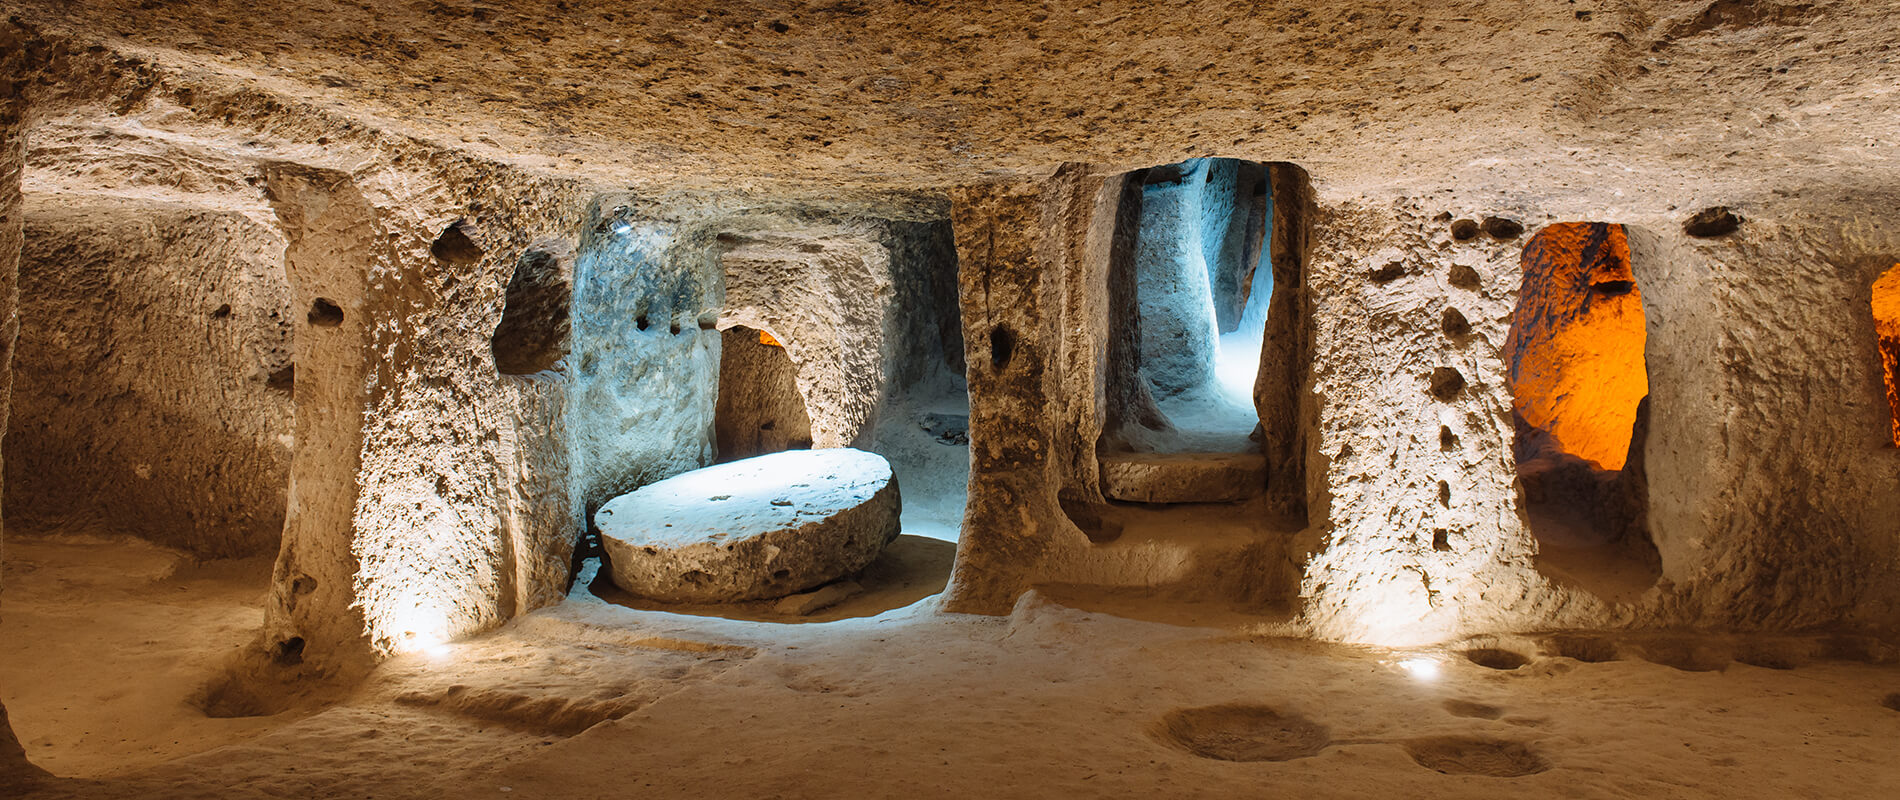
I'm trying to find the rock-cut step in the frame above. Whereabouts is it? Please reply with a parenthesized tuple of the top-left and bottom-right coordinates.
(1099, 452, 1266, 504)
(595, 448, 901, 604)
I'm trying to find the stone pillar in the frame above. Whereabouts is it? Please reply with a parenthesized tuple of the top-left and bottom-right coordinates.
(260, 163, 583, 671)
(1294, 199, 1597, 645)
(943, 169, 1102, 613)
(1640, 219, 1900, 627)
(1255, 164, 1313, 517)
(256, 164, 383, 677)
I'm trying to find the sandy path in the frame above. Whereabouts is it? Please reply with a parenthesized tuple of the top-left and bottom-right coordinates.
(7, 543, 1900, 799)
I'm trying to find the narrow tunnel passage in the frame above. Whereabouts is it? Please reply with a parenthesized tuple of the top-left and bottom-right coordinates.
(1095, 158, 1280, 511)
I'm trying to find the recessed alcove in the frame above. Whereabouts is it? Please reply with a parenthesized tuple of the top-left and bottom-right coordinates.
(1875, 263, 1900, 447)
(491, 242, 572, 376)
(1505, 222, 1661, 601)
(579, 215, 965, 624)
(714, 325, 814, 461)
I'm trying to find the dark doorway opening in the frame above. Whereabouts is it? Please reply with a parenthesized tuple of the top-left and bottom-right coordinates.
(714, 326, 813, 462)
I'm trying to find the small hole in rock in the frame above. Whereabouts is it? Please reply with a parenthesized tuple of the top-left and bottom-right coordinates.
(1683, 206, 1742, 237)
(307, 298, 344, 327)
(431, 220, 485, 264)
(1482, 216, 1525, 239)
(1465, 648, 1530, 670)
(1153, 704, 1331, 762)
(267, 365, 295, 393)
(1441, 307, 1471, 338)
(1432, 529, 1452, 552)
(989, 325, 1016, 371)
(1370, 262, 1407, 283)
(1450, 219, 1481, 240)
(1429, 367, 1466, 401)
(1449, 263, 1482, 289)
(274, 636, 306, 666)
(1403, 736, 1548, 777)
(1592, 279, 1636, 295)
(212, 304, 232, 318)
(636, 315, 650, 331)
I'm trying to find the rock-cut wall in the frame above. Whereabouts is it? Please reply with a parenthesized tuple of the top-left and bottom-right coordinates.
(8, 194, 294, 558)
(257, 157, 593, 677)
(567, 200, 723, 521)
(1, 25, 48, 783)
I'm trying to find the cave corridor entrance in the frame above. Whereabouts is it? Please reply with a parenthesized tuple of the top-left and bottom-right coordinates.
(1091, 158, 1283, 516)
(714, 325, 814, 462)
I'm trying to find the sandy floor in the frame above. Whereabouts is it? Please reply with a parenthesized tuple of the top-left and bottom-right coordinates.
(6, 534, 1900, 799)
(0, 533, 289, 778)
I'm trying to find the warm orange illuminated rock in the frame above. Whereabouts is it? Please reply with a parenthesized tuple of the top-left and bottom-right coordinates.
(1875, 264, 1900, 447)
(1505, 223, 1648, 471)
(758, 329, 783, 348)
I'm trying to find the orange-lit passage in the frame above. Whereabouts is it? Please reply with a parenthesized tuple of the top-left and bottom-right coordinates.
(1875, 264, 1900, 447)
(1505, 223, 1649, 471)
(758, 330, 783, 348)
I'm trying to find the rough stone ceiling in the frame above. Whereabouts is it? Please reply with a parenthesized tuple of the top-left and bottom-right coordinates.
(10, 0, 1900, 216)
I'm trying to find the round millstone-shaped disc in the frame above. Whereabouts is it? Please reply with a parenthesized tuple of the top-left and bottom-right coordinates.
(595, 448, 901, 603)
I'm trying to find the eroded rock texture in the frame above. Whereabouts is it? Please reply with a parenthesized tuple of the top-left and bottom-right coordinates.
(1639, 221, 1900, 630)
(1, 28, 46, 785)
(0, 0, 1897, 709)
(1292, 200, 1590, 644)
(716, 327, 813, 461)
(9, 194, 293, 558)
(568, 203, 722, 521)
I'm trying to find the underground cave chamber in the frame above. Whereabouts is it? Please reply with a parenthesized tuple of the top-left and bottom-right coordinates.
(1505, 222, 1661, 600)
(567, 209, 966, 623)
(13, 5, 1900, 795)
